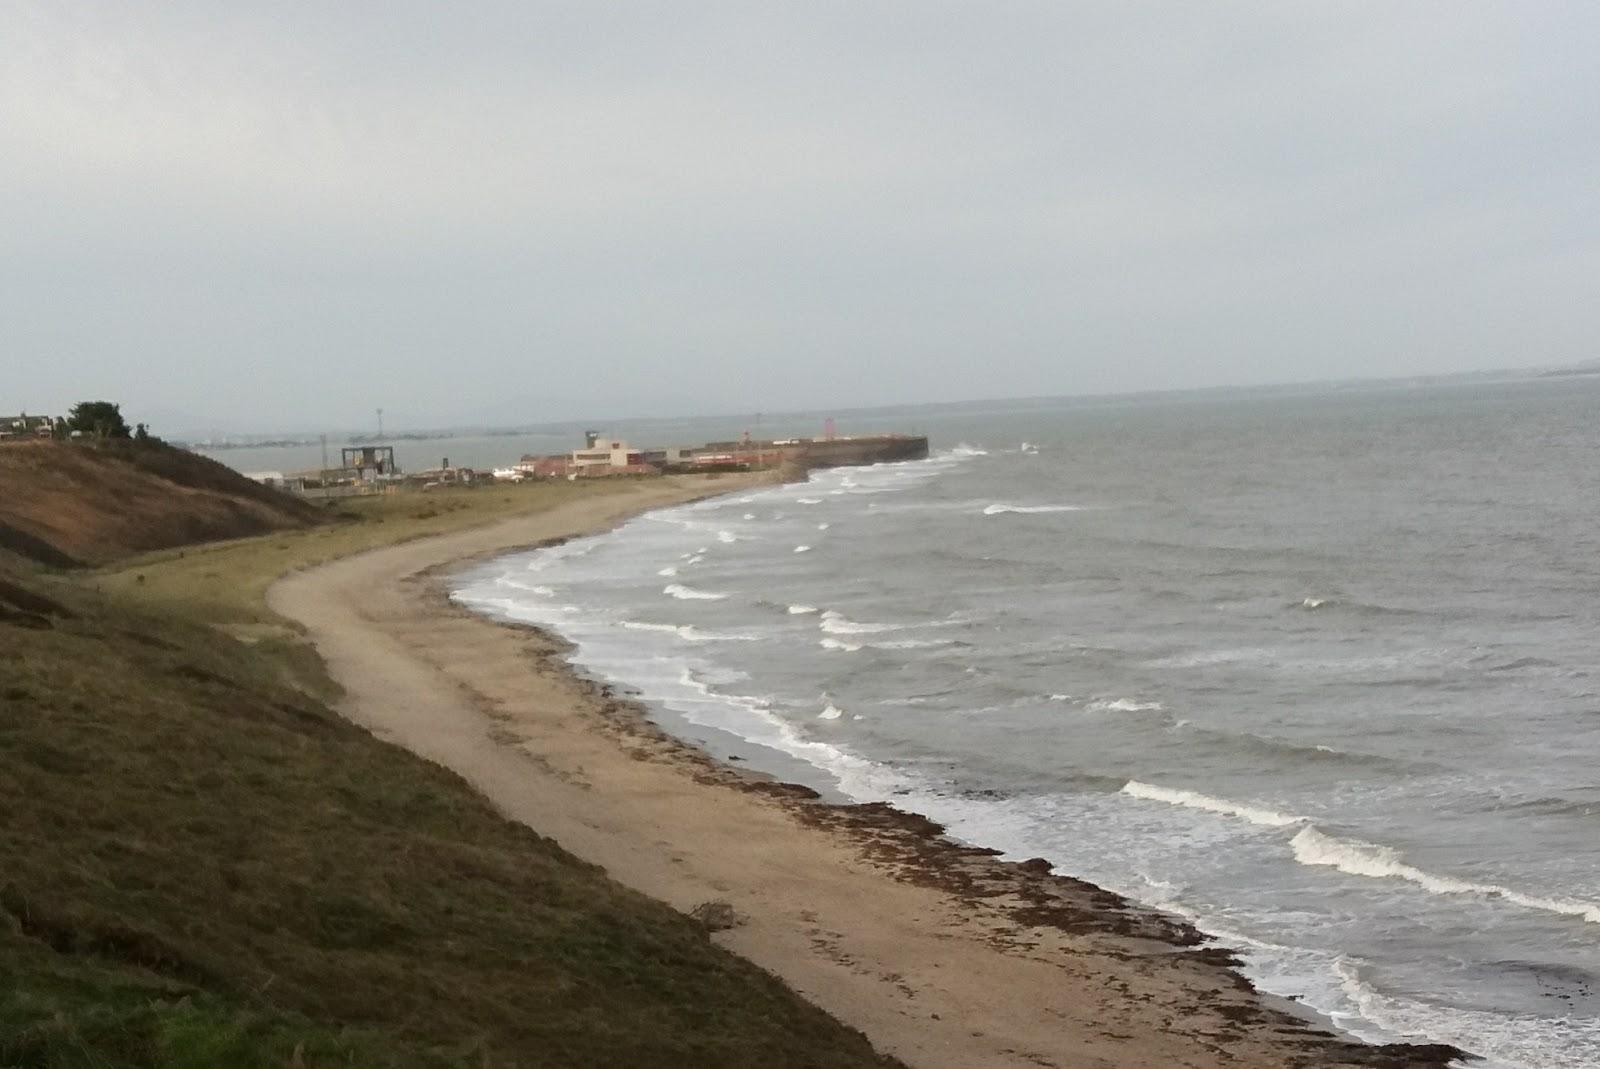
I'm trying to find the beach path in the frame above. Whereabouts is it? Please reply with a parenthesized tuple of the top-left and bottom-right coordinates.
(268, 474, 1430, 1069)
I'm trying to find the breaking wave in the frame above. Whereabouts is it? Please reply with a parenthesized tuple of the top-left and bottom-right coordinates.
(663, 583, 728, 601)
(1085, 697, 1165, 713)
(619, 620, 760, 643)
(1121, 781, 1303, 827)
(1290, 827, 1600, 924)
(982, 503, 1084, 515)
(819, 610, 904, 635)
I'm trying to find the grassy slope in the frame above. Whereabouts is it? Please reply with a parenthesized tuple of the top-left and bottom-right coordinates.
(1, 480, 895, 1068)
(0, 440, 319, 568)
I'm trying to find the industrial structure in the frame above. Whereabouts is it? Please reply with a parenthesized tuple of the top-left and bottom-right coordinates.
(250, 424, 928, 499)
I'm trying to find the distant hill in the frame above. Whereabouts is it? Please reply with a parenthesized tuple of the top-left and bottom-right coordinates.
(0, 439, 320, 567)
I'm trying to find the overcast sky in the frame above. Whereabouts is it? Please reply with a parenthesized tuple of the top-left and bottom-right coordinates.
(3, 3, 1597, 434)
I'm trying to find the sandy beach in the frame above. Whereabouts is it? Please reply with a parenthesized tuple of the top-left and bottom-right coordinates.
(268, 474, 1461, 1069)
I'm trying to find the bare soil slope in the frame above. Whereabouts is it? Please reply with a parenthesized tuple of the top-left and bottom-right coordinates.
(0, 440, 318, 566)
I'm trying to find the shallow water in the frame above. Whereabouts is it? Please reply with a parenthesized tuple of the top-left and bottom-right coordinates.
(452, 377, 1600, 1068)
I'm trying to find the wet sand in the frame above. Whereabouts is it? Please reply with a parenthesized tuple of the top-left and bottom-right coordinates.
(268, 474, 1464, 1069)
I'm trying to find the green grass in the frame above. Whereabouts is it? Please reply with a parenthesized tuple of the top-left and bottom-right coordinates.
(1, 482, 896, 1068)
(97, 480, 619, 627)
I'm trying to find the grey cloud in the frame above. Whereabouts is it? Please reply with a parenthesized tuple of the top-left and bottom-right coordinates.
(2, 3, 1597, 433)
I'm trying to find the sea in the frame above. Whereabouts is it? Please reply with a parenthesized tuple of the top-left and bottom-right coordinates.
(288, 376, 1600, 1068)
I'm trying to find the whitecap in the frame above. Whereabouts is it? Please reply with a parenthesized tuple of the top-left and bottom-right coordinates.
(819, 610, 903, 635)
(787, 604, 819, 615)
(819, 702, 844, 720)
(1302, 597, 1327, 609)
(716, 530, 737, 543)
(743, 512, 757, 520)
(1122, 781, 1303, 827)
(983, 503, 1084, 515)
(798, 497, 822, 505)
(817, 522, 831, 530)
(663, 583, 728, 601)
(794, 545, 812, 553)
(657, 566, 678, 577)
(1085, 697, 1164, 713)
(820, 637, 863, 653)
(1290, 827, 1600, 924)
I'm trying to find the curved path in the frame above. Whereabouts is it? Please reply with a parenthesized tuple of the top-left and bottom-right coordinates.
(269, 476, 1449, 1069)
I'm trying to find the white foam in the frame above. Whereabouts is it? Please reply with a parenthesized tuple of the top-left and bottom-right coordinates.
(1085, 697, 1165, 713)
(743, 512, 756, 520)
(798, 497, 822, 505)
(946, 443, 988, 457)
(787, 604, 819, 615)
(716, 530, 737, 543)
(819, 610, 903, 635)
(1302, 597, 1327, 609)
(684, 555, 705, 566)
(983, 503, 1084, 515)
(1122, 781, 1303, 827)
(794, 545, 812, 553)
(620, 621, 759, 642)
(819, 702, 844, 720)
(657, 565, 678, 577)
(1290, 827, 1600, 924)
(619, 620, 680, 634)
(817, 522, 830, 530)
(820, 637, 863, 653)
(1330, 955, 1600, 1069)
(663, 583, 727, 601)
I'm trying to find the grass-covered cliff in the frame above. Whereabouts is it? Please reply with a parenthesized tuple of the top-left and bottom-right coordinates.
(0, 461, 896, 1068)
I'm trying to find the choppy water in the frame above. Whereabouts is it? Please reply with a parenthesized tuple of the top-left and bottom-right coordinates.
(452, 378, 1600, 1068)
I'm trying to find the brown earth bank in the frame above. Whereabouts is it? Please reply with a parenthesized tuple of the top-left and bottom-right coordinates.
(1, 476, 901, 1068)
(0, 439, 318, 566)
(270, 478, 1471, 1069)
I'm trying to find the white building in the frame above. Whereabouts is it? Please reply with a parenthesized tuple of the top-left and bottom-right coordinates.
(570, 432, 639, 472)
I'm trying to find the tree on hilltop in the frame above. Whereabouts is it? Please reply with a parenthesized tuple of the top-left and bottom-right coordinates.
(67, 401, 131, 439)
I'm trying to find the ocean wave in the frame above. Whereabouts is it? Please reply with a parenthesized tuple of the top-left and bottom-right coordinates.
(657, 565, 678, 577)
(492, 576, 556, 596)
(1331, 956, 1600, 1069)
(982, 503, 1085, 515)
(620, 620, 759, 642)
(1085, 697, 1165, 713)
(1290, 596, 1427, 618)
(1290, 827, 1600, 924)
(794, 544, 812, 553)
(819, 610, 904, 635)
(819, 702, 845, 720)
(820, 637, 863, 653)
(1121, 781, 1303, 827)
(944, 443, 988, 457)
(798, 497, 822, 505)
(663, 583, 728, 601)
(716, 530, 737, 543)
(787, 604, 819, 615)
(817, 522, 831, 530)
(742, 512, 756, 520)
